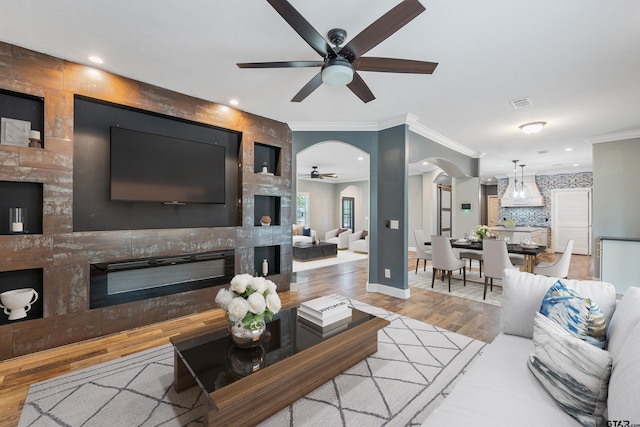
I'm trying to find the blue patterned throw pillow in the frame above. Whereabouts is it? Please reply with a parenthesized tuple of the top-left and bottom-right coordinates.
(303, 227, 311, 237)
(540, 280, 607, 348)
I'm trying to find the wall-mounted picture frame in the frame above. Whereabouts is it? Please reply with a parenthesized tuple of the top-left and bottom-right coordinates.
(1, 117, 31, 147)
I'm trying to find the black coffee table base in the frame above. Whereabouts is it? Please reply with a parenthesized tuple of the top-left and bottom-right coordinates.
(293, 242, 338, 261)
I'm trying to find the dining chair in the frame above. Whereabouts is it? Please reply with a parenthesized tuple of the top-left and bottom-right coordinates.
(482, 239, 520, 300)
(533, 239, 574, 278)
(460, 249, 483, 277)
(430, 235, 466, 292)
(508, 232, 530, 266)
(413, 230, 432, 274)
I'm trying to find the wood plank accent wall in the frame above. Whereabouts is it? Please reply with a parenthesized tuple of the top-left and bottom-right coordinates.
(0, 42, 292, 361)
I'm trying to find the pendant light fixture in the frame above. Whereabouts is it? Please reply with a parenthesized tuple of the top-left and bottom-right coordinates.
(512, 160, 519, 198)
(519, 164, 526, 198)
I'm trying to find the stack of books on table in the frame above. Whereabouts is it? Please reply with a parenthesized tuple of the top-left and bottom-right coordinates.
(297, 296, 352, 335)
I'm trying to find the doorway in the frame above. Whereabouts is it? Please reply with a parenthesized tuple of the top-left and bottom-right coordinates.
(341, 197, 355, 230)
(487, 195, 499, 227)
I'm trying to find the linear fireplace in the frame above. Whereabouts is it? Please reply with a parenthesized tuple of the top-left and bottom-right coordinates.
(89, 250, 234, 309)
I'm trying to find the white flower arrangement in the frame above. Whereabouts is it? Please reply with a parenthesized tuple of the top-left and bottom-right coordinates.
(473, 224, 491, 240)
(215, 273, 281, 330)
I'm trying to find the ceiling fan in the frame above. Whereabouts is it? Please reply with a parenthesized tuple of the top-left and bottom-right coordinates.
(302, 166, 338, 179)
(237, 0, 438, 103)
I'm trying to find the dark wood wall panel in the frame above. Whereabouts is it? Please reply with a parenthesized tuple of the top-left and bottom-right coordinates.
(0, 42, 292, 360)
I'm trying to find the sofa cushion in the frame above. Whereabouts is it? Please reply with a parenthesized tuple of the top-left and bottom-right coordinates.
(528, 313, 612, 427)
(501, 270, 617, 339)
(338, 228, 349, 235)
(361, 230, 368, 240)
(292, 224, 303, 236)
(607, 286, 640, 360)
(423, 333, 580, 427)
(302, 227, 311, 237)
(607, 317, 640, 423)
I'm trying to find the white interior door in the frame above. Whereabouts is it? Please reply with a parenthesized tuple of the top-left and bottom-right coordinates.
(552, 188, 591, 255)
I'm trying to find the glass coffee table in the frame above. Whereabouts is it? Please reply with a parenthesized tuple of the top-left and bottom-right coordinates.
(170, 305, 389, 426)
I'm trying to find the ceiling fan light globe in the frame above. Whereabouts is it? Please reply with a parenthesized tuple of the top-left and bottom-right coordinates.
(322, 63, 354, 86)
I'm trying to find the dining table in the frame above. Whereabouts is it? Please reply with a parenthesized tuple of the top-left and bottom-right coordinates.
(425, 238, 546, 273)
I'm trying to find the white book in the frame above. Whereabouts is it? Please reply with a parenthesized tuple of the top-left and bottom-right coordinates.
(297, 306, 352, 327)
(299, 296, 350, 319)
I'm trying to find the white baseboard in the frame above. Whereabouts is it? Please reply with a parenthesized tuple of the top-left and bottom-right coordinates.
(366, 281, 410, 299)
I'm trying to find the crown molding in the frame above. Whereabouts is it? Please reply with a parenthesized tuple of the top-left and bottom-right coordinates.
(586, 129, 640, 144)
(288, 114, 482, 158)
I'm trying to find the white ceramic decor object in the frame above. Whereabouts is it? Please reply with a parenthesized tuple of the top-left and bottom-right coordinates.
(0, 288, 38, 320)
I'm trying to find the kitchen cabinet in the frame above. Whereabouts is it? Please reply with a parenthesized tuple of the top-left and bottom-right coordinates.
(490, 226, 548, 249)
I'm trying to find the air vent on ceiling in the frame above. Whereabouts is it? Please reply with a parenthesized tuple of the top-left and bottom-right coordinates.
(537, 150, 549, 154)
(510, 97, 531, 109)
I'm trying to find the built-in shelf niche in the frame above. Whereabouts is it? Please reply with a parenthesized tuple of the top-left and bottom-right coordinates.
(0, 181, 44, 235)
(0, 268, 44, 325)
(254, 245, 280, 277)
(254, 142, 281, 175)
(0, 88, 45, 149)
(254, 195, 281, 226)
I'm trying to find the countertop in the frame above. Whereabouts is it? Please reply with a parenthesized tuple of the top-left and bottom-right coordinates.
(490, 226, 548, 232)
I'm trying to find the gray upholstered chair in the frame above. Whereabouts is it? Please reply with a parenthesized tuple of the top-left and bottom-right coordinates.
(508, 231, 530, 266)
(460, 248, 483, 277)
(533, 239, 574, 278)
(482, 239, 520, 299)
(413, 230, 432, 273)
(430, 235, 466, 292)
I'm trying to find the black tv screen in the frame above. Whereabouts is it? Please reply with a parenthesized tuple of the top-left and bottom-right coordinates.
(110, 127, 226, 204)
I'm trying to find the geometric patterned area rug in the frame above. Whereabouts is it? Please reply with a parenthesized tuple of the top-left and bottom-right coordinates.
(19, 296, 486, 427)
(409, 267, 504, 307)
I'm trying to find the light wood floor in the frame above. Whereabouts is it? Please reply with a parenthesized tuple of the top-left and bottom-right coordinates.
(0, 251, 591, 427)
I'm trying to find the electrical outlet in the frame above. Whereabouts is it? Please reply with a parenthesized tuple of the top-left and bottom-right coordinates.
(384, 268, 391, 278)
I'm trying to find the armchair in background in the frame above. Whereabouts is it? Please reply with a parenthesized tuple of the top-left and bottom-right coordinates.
(325, 228, 352, 249)
(349, 230, 369, 253)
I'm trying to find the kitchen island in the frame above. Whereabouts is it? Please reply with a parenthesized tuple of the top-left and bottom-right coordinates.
(490, 226, 549, 250)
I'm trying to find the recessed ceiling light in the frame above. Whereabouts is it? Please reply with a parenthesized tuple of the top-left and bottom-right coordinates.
(422, 161, 428, 165)
(89, 56, 103, 64)
(519, 121, 546, 134)
(357, 156, 363, 161)
(573, 163, 579, 167)
(229, 99, 239, 106)
(565, 147, 573, 152)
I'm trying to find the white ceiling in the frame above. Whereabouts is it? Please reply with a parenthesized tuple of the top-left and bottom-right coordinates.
(2, 0, 639, 181)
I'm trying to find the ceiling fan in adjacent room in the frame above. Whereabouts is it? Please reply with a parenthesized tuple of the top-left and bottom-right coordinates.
(237, 0, 439, 103)
(300, 166, 338, 179)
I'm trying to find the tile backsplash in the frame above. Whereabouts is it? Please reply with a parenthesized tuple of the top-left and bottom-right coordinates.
(498, 172, 592, 226)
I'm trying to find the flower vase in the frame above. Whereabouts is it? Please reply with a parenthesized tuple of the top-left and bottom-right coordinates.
(228, 319, 266, 348)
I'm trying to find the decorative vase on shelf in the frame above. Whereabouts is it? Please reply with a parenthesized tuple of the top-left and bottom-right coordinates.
(262, 259, 268, 277)
(262, 161, 268, 174)
(260, 215, 271, 226)
(228, 319, 266, 348)
(0, 288, 38, 320)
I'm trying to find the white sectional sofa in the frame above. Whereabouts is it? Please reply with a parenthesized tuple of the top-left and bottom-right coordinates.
(424, 269, 640, 427)
(292, 224, 316, 245)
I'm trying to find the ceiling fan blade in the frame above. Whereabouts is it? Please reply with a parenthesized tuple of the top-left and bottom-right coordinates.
(320, 173, 338, 178)
(237, 60, 324, 69)
(347, 72, 375, 103)
(267, 0, 335, 59)
(339, 0, 425, 60)
(291, 72, 323, 102)
(353, 57, 438, 74)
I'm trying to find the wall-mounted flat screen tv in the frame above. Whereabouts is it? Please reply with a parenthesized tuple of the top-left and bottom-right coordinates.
(110, 127, 226, 204)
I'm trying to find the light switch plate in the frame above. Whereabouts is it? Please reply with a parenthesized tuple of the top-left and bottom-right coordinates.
(384, 268, 391, 278)
(390, 220, 399, 229)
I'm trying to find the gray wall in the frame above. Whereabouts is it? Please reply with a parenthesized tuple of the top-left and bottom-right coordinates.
(408, 175, 423, 248)
(593, 137, 640, 275)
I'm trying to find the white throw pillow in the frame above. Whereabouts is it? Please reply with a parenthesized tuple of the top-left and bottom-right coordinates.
(528, 313, 613, 427)
(501, 270, 617, 339)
